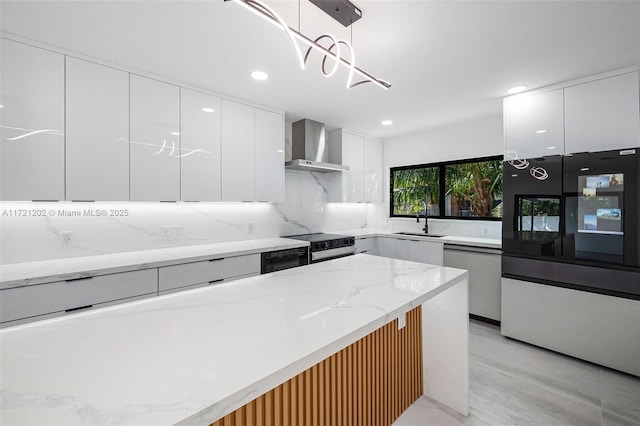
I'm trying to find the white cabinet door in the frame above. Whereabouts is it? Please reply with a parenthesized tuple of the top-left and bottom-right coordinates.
(130, 75, 180, 201)
(327, 129, 365, 202)
(564, 71, 640, 153)
(221, 99, 255, 201)
(355, 236, 375, 254)
(502, 278, 640, 376)
(0, 39, 64, 201)
(504, 89, 564, 159)
(180, 88, 221, 201)
(343, 132, 364, 202)
(66, 57, 129, 201)
(407, 240, 444, 266)
(0, 269, 157, 325)
(376, 237, 409, 260)
(363, 137, 383, 203)
(255, 108, 284, 202)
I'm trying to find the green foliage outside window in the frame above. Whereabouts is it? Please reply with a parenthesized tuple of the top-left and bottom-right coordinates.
(391, 156, 503, 219)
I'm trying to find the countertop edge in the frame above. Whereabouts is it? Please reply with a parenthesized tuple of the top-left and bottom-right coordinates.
(180, 267, 469, 425)
(0, 239, 310, 289)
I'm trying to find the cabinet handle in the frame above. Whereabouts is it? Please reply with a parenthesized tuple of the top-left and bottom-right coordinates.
(209, 258, 225, 262)
(209, 278, 224, 284)
(65, 276, 93, 283)
(66, 304, 93, 313)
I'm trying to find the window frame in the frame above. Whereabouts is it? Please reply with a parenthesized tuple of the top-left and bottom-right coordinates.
(389, 154, 503, 221)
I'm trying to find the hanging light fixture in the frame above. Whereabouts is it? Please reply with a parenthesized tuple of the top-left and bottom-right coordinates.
(226, 0, 391, 90)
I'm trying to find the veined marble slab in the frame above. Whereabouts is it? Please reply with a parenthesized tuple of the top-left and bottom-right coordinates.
(0, 254, 468, 426)
(0, 238, 308, 289)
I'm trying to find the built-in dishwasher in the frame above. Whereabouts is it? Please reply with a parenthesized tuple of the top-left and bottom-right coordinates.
(443, 244, 502, 323)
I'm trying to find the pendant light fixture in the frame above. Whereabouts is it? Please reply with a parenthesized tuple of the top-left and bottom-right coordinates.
(226, 0, 391, 90)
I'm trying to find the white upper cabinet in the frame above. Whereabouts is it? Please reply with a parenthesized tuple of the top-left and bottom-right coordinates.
(130, 75, 180, 201)
(564, 71, 640, 153)
(327, 130, 382, 203)
(180, 88, 221, 202)
(504, 88, 564, 159)
(363, 137, 383, 203)
(66, 57, 130, 201)
(221, 99, 255, 202)
(0, 39, 65, 201)
(254, 108, 284, 202)
(327, 130, 364, 202)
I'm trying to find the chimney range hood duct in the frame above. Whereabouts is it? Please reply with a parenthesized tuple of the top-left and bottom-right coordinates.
(285, 119, 349, 173)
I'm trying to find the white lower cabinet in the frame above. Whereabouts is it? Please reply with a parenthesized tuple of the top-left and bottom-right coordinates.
(0, 269, 157, 327)
(158, 254, 260, 294)
(355, 236, 375, 254)
(365, 236, 444, 266)
(444, 245, 501, 321)
(501, 277, 640, 376)
(407, 240, 444, 265)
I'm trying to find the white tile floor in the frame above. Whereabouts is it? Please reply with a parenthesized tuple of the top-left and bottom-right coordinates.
(394, 320, 640, 426)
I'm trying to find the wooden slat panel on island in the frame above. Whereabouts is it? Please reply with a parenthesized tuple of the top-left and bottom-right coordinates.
(211, 306, 423, 426)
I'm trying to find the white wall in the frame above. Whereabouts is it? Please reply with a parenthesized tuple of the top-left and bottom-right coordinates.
(374, 114, 504, 238)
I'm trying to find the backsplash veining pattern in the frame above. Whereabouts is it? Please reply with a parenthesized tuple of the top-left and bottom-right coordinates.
(0, 171, 369, 264)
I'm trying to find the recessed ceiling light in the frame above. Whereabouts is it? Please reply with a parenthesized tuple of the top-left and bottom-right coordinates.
(547, 146, 556, 150)
(251, 71, 269, 81)
(507, 85, 528, 94)
(170, 131, 180, 136)
(581, 167, 590, 171)
(0, 104, 4, 108)
(202, 107, 215, 113)
(381, 120, 393, 126)
(535, 129, 547, 134)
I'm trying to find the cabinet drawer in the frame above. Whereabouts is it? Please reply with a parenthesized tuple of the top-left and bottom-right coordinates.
(0, 269, 157, 323)
(355, 237, 374, 253)
(158, 254, 260, 292)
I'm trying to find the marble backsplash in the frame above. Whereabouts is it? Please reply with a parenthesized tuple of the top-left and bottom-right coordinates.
(0, 169, 502, 265)
(0, 170, 372, 264)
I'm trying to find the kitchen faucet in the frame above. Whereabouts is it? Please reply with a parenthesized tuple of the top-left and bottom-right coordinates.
(416, 200, 429, 234)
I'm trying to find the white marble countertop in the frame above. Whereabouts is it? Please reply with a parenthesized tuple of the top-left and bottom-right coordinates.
(0, 238, 309, 289)
(0, 254, 468, 426)
(336, 228, 502, 250)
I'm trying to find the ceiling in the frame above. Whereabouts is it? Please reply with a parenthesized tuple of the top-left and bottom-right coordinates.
(1, 0, 639, 139)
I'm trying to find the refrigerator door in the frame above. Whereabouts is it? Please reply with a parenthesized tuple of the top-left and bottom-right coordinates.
(502, 155, 563, 259)
(563, 149, 639, 268)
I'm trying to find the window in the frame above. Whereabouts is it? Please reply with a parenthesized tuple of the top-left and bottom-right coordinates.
(390, 156, 503, 219)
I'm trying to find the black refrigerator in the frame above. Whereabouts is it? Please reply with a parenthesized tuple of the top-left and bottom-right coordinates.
(502, 147, 640, 299)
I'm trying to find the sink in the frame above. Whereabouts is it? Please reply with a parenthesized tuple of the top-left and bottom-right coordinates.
(393, 232, 447, 238)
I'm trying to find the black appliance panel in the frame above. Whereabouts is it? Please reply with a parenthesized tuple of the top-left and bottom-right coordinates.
(502, 155, 563, 259)
(562, 149, 639, 267)
(261, 247, 309, 274)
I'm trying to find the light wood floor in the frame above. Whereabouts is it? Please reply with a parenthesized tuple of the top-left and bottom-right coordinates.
(394, 320, 640, 426)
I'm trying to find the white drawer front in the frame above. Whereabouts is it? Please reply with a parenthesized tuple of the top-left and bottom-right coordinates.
(218, 254, 260, 278)
(1, 269, 157, 323)
(158, 254, 260, 292)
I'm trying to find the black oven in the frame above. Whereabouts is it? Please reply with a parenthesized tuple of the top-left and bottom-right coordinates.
(261, 247, 309, 274)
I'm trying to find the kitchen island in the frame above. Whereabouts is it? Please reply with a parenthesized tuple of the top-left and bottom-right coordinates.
(0, 254, 469, 425)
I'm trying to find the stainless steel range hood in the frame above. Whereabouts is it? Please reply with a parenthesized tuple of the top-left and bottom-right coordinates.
(285, 119, 349, 173)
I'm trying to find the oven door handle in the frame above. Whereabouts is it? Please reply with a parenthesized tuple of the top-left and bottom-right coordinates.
(311, 246, 356, 262)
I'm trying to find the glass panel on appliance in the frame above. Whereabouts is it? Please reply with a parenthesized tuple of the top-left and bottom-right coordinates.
(514, 196, 561, 257)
